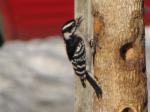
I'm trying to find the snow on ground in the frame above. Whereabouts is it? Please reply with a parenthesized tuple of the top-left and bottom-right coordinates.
(0, 27, 149, 112)
(0, 37, 74, 112)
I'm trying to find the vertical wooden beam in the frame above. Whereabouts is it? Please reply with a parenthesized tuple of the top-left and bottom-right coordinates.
(74, 0, 94, 112)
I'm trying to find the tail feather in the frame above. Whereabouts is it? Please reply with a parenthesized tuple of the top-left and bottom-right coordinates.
(85, 72, 102, 98)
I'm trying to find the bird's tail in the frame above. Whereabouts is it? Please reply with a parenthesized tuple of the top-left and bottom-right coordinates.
(85, 72, 102, 98)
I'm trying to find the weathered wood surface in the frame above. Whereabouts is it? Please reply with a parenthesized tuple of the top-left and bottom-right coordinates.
(74, 0, 94, 112)
(75, 0, 147, 112)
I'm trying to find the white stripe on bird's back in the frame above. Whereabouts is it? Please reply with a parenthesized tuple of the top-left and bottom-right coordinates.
(77, 64, 86, 68)
(75, 70, 85, 75)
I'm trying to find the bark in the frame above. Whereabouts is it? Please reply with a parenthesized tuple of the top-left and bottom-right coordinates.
(75, 0, 147, 112)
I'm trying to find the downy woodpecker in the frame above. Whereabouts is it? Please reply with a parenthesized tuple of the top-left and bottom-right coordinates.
(61, 17, 102, 98)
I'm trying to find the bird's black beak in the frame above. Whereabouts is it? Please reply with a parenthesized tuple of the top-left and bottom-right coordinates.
(76, 16, 84, 27)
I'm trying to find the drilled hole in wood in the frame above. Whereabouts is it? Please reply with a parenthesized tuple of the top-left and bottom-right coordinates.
(142, 66, 146, 73)
(143, 99, 148, 109)
(121, 107, 134, 112)
(120, 42, 133, 61)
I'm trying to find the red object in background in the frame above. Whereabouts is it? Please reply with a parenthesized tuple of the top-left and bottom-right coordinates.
(145, 0, 150, 26)
(0, 0, 74, 40)
(0, 0, 150, 40)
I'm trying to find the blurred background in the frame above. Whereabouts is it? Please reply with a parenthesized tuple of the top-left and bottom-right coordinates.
(0, 0, 149, 112)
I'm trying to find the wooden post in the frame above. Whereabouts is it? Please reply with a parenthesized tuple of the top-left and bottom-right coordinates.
(74, 0, 94, 112)
(75, 0, 148, 112)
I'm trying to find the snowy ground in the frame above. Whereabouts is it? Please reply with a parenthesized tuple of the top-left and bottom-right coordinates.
(0, 37, 74, 112)
(0, 27, 149, 112)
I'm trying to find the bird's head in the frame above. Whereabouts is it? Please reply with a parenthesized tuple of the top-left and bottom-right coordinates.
(61, 16, 83, 40)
